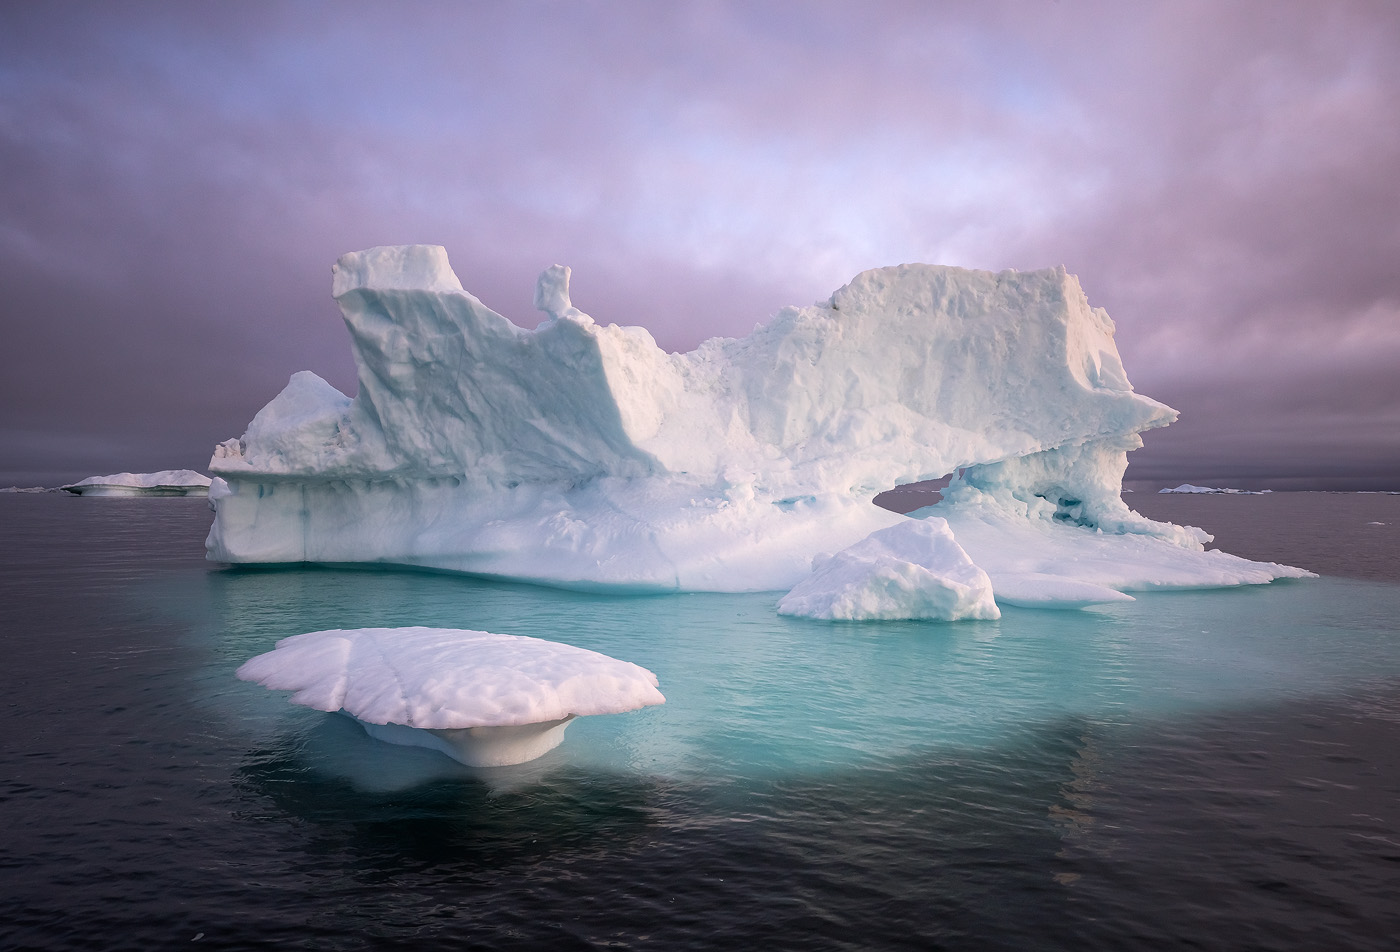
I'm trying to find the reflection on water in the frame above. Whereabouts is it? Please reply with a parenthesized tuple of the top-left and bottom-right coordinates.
(237, 722, 667, 863)
(1050, 720, 1105, 886)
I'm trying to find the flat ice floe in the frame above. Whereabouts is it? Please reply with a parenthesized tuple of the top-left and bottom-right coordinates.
(64, 470, 212, 496)
(933, 493, 1309, 608)
(1159, 483, 1270, 495)
(207, 245, 1309, 616)
(237, 627, 664, 766)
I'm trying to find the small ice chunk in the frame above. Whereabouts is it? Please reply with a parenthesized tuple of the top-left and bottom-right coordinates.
(778, 518, 1000, 621)
(533, 264, 590, 323)
(237, 626, 664, 767)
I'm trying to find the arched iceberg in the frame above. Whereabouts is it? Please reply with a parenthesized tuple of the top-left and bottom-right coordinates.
(207, 245, 1308, 608)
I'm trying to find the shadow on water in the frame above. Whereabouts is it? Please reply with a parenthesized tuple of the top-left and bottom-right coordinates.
(235, 726, 671, 870)
(221, 712, 1092, 952)
(214, 686, 1400, 952)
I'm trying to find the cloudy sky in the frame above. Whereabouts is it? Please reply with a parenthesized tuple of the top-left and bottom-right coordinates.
(2, 1, 1397, 489)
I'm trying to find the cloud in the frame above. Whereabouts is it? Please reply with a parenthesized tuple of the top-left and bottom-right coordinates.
(1, 0, 1397, 486)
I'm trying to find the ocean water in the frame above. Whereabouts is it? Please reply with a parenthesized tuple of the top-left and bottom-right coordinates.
(1, 493, 1398, 951)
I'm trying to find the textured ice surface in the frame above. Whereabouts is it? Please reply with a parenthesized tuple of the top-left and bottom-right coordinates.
(237, 626, 664, 766)
(930, 492, 1312, 607)
(779, 518, 999, 621)
(64, 470, 211, 496)
(208, 245, 1307, 606)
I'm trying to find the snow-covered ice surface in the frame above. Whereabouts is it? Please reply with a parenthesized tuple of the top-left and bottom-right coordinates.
(64, 470, 212, 496)
(778, 518, 999, 621)
(207, 245, 1308, 612)
(236, 626, 664, 766)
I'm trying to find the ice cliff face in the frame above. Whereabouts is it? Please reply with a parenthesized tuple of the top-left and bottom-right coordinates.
(213, 245, 1171, 494)
(207, 245, 1307, 603)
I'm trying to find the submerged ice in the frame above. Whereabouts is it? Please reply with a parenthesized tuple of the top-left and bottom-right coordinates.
(207, 245, 1309, 616)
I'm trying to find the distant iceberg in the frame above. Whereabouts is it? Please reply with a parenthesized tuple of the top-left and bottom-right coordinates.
(64, 470, 212, 496)
(1159, 484, 1271, 495)
(207, 245, 1309, 615)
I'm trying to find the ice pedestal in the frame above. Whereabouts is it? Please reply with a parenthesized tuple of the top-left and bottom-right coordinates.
(356, 715, 576, 768)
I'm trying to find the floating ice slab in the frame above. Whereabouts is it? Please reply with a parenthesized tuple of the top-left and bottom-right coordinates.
(236, 626, 665, 767)
(207, 245, 1308, 605)
(64, 470, 212, 496)
(779, 518, 999, 621)
(1159, 484, 1270, 495)
(928, 491, 1313, 607)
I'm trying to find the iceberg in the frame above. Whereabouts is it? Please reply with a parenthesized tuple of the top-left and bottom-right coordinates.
(1159, 483, 1271, 495)
(64, 470, 212, 496)
(207, 245, 1309, 611)
(237, 626, 664, 767)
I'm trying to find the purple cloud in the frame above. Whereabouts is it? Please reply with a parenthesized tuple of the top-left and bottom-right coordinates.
(2, 1, 1396, 488)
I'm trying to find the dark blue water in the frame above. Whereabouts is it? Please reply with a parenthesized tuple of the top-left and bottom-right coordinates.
(1, 493, 1398, 951)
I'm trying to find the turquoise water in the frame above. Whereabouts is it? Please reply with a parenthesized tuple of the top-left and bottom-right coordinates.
(3, 494, 1399, 950)
(198, 563, 1397, 790)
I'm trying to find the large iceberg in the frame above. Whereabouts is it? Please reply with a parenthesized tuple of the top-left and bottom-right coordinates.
(207, 245, 1308, 611)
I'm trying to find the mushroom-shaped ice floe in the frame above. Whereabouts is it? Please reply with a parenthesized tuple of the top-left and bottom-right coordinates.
(236, 627, 664, 767)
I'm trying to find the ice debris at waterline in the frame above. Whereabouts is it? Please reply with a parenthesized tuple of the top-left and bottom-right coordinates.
(778, 519, 1000, 621)
(64, 470, 212, 496)
(236, 627, 664, 767)
(206, 245, 1310, 614)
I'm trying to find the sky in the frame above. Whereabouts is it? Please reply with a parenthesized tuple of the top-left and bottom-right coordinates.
(2, 0, 1398, 490)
